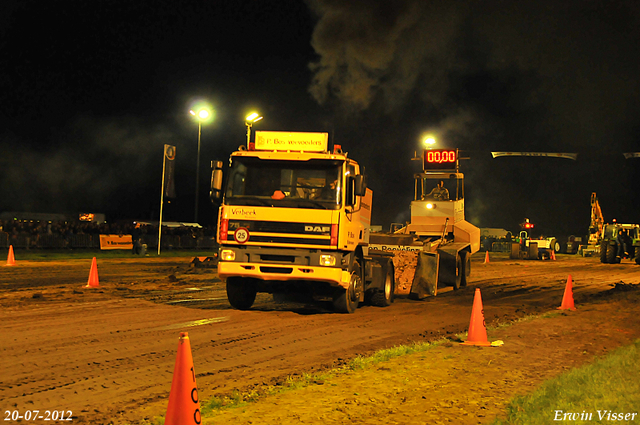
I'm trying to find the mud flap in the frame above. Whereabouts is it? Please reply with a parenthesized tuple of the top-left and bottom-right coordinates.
(409, 251, 439, 299)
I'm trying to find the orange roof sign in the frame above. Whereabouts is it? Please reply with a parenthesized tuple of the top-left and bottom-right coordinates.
(254, 131, 328, 152)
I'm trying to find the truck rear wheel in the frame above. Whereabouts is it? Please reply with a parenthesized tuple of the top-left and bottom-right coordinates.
(370, 263, 395, 307)
(226, 277, 257, 310)
(333, 261, 361, 314)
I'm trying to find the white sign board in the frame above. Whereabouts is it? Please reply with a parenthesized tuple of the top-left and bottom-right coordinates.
(254, 131, 328, 152)
(491, 152, 578, 160)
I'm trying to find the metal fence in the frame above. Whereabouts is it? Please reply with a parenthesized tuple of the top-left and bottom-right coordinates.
(0, 232, 217, 250)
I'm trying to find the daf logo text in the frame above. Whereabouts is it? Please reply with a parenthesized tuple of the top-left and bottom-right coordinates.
(305, 225, 330, 233)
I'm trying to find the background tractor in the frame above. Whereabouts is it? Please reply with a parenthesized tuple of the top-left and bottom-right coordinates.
(599, 223, 640, 265)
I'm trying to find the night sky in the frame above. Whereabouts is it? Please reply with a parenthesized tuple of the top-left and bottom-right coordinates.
(1, 0, 639, 239)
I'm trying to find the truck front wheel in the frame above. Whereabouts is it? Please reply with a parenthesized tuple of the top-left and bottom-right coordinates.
(333, 261, 361, 313)
(226, 277, 257, 310)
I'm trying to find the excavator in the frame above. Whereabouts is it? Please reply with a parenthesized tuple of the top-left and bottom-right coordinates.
(580, 192, 604, 256)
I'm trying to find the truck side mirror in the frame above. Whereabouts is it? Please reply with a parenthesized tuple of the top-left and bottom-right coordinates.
(354, 174, 367, 197)
(210, 160, 223, 202)
(346, 174, 366, 207)
(346, 177, 357, 206)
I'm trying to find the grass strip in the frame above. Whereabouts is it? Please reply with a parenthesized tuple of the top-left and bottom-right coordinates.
(197, 312, 564, 417)
(491, 339, 640, 424)
(199, 338, 450, 416)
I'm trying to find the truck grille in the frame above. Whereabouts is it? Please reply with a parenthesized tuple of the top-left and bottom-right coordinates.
(259, 254, 296, 263)
(260, 266, 293, 274)
(228, 220, 331, 235)
(222, 220, 335, 247)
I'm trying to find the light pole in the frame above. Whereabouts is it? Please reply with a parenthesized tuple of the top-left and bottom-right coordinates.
(189, 107, 212, 223)
(245, 112, 263, 148)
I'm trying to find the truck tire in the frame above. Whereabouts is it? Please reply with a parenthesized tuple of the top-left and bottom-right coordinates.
(333, 260, 361, 313)
(635, 248, 640, 265)
(226, 277, 257, 310)
(451, 253, 462, 291)
(554, 241, 562, 253)
(460, 251, 470, 287)
(605, 242, 618, 264)
(600, 241, 608, 263)
(370, 263, 395, 307)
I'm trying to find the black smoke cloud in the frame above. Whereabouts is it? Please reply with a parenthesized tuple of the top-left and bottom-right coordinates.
(307, 0, 640, 235)
(309, 0, 640, 148)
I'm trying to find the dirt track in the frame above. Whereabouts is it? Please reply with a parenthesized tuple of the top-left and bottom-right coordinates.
(1, 252, 639, 424)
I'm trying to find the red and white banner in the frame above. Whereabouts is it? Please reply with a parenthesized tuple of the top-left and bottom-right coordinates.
(99, 235, 133, 250)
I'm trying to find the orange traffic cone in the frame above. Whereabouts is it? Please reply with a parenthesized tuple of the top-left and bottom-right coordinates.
(5, 245, 16, 266)
(85, 257, 100, 288)
(462, 288, 492, 346)
(551, 250, 557, 261)
(484, 251, 490, 264)
(558, 275, 576, 311)
(165, 332, 201, 425)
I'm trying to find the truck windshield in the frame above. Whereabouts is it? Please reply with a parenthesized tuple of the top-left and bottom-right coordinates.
(225, 157, 343, 209)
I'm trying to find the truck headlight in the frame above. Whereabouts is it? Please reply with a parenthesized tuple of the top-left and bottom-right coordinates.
(220, 249, 235, 261)
(319, 254, 336, 266)
(426, 203, 435, 209)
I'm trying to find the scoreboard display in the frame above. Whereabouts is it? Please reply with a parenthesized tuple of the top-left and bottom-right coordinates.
(423, 149, 458, 171)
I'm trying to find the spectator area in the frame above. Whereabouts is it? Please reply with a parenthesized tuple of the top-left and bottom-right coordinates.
(0, 219, 217, 250)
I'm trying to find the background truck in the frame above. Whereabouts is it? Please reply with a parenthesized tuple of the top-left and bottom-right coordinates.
(210, 131, 396, 313)
(368, 148, 480, 298)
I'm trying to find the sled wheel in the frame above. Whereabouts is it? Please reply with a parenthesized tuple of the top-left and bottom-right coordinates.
(460, 251, 470, 287)
(452, 253, 462, 291)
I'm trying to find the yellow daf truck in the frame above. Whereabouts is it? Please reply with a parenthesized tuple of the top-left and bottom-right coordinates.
(210, 131, 395, 313)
